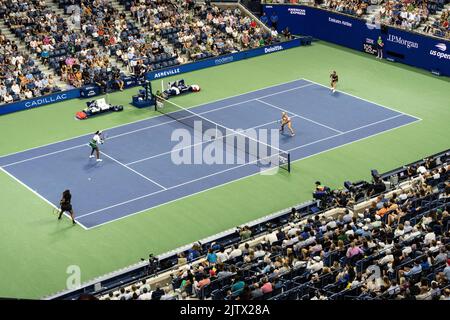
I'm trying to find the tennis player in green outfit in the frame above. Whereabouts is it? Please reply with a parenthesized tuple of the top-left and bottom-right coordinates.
(89, 130, 104, 162)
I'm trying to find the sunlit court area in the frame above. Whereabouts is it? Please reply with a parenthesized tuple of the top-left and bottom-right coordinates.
(0, 0, 449, 306)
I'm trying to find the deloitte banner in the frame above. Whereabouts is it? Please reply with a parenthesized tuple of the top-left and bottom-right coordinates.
(263, 5, 450, 76)
(146, 38, 302, 81)
(0, 89, 81, 115)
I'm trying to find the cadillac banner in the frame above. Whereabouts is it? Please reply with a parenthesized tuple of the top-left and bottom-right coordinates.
(0, 89, 81, 116)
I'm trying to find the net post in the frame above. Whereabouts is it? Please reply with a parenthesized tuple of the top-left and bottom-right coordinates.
(287, 153, 291, 173)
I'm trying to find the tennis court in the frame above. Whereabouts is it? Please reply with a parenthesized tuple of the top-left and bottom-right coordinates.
(0, 78, 420, 229)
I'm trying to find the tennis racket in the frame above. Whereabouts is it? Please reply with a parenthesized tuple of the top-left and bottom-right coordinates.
(100, 131, 108, 143)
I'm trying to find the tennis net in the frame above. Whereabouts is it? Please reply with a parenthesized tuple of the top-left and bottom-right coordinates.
(155, 97, 291, 172)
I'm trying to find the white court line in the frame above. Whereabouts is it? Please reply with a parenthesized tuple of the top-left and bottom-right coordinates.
(192, 83, 315, 117)
(101, 152, 167, 190)
(1, 78, 422, 229)
(83, 115, 421, 230)
(256, 99, 344, 134)
(301, 78, 422, 121)
(2, 144, 88, 168)
(0, 84, 314, 168)
(287, 116, 420, 159)
(285, 113, 405, 153)
(103, 83, 312, 142)
(0, 167, 89, 230)
(77, 113, 420, 226)
(0, 78, 310, 160)
(77, 156, 276, 219)
(124, 117, 298, 166)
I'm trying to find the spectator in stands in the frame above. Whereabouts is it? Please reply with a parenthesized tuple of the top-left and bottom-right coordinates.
(160, 288, 176, 300)
(151, 284, 165, 300)
(239, 226, 252, 240)
(206, 248, 217, 265)
(444, 259, 450, 281)
(230, 272, 245, 296)
(228, 244, 243, 259)
(194, 273, 211, 296)
(216, 246, 229, 263)
(138, 287, 152, 300)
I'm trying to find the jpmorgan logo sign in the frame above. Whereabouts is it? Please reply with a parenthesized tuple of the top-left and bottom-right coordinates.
(387, 35, 419, 49)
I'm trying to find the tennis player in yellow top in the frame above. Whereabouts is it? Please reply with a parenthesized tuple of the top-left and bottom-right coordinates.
(280, 112, 295, 136)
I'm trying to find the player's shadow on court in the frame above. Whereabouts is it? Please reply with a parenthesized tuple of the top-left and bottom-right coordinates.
(30, 217, 75, 234)
(83, 160, 104, 171)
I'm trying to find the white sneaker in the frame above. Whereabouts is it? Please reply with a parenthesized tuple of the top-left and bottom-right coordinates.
(89, 155, 94, 158)
(96, 159, 103, 162)
(332, 89, 336, 93)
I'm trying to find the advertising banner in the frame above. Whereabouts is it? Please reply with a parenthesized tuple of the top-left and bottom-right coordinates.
(0, 89, 80, 115)
(263, 4, 450, 76)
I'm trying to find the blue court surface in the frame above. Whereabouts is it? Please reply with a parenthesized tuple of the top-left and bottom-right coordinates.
(0, 79, 420, 229)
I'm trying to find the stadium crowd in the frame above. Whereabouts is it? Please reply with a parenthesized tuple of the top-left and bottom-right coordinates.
(0, 31, 60, 104)
(0, 0, 448, 105)
(378, 0, 431, 30)
(423, 8, 450, 38)
(98, 154, 449, 301)
(322, 0, 369, 17)
(263, 0, 449, 38)
(1, 0, 122, 90)
(125, 1, 278, 61)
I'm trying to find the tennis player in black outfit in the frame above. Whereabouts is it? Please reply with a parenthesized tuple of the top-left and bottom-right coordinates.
(58, 189, 76, 225)
(330, 71, 338, 93)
